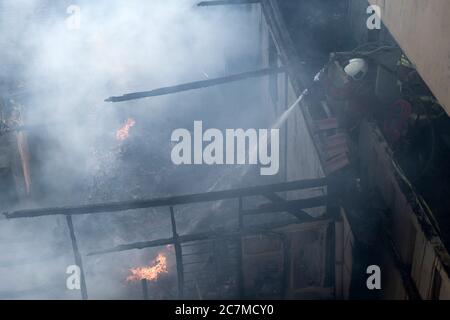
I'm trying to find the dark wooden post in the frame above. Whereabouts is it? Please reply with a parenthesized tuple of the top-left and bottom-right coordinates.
(66, 215, 88, 300)
(170, 206, 184, 299)
(284, 71, 289, 182)
(141, 279, 149, 300)
(237, 197, 245, 298)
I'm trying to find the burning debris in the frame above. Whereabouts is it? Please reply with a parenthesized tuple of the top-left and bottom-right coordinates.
(116, 118, 136, 141)
(126, 252, 169, 283)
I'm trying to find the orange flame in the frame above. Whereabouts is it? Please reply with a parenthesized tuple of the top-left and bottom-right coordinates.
(116, 118, 136, 141)
(126, 253, 168, 282)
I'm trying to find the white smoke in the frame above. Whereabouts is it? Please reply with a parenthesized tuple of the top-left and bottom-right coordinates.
(0, 0, 264, 299)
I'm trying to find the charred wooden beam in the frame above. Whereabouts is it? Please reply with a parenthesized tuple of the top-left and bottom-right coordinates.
(89, 224, 285, 257)
(105, 66, 285, 102)
(197, 0, 260, 6)
(3, 178, 327, 219)
(88, 219, 332, 257)
(242, 196, 328, 216)
(262, 192, 314, 221)
(89, 231, 236, 256)
(141, 279, 149, 300)
(66, 215, 88, 300)
(170, 207, 184, 299)
(237, 197, 245, 298)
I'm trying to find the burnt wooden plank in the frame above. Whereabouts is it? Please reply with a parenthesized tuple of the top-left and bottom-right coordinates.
(4, 178, 327, 219)
(105, 67, 285, 102)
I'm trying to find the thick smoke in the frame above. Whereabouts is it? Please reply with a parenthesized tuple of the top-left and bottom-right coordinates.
(0, 0, 268, 299)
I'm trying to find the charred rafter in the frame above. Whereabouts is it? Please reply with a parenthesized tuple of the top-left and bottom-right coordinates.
(242, 196, 328, 216)
(262, 192, 316, 221)
(88, 219, 331, 257)
(3, 178, 327, 219)
(105, 67, 285, 102)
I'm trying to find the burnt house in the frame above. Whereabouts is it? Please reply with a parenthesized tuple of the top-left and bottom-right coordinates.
(1, 0, 450, 300)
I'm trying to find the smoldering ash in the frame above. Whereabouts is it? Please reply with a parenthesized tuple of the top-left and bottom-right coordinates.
(171, 121, 280, 176)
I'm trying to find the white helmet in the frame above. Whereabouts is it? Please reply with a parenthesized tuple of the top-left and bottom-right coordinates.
(344, 58, 368, 81)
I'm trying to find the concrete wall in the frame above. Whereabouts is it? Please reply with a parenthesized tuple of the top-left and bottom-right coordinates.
(368, 0, 450, 116)
(358, 121, 450, 299)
